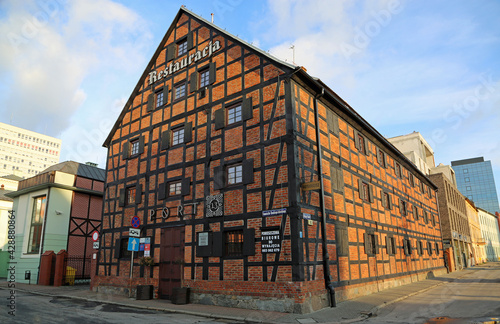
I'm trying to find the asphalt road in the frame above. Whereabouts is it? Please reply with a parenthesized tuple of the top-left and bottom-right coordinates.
(359, 263, 500, 324)
(0, 290, 244, 324)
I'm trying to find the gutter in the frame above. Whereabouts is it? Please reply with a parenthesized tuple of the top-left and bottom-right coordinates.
(313, 86, 336, 307)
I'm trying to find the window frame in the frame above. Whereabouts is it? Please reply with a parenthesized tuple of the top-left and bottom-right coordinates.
(126, 187, 136, 206)
(177, 39, 188, 56)
(395, 163, 402, 178)
(357, 133, 366, 155)
(174, 82, 186, 100)
(377, 148, 386, 168)
(155, 90, 164, 108)
(130, 139, 140, 156)
(382, 191, 391, 209)
(168, 180, 183, 197)
(119, 237, 132, 259)
(171, 127, 185, 146)
(199, 67, 210, 88)
(224, 229, 244, 257)
(227, 163, 243, 186)
(400, 199, 407, 216)
(227, 103, 243, 125)
(27, 195, 47, 254)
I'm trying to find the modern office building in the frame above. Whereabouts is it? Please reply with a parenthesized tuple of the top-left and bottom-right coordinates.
(451, 157, 500, 215)
(93, 7, 445, 313)
(0, 122, 62, 179)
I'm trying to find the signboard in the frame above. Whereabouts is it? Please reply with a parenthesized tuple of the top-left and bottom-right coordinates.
(139, 243, 144, 251)
(302, 213, 312, 220)
(128, 237, 139, 251)
(262, 208, 287, 217)
(144, 244, 150, 252)
(129, 228, 140, 237)
(261, 229, 281, 253)
(144, 250, 150, 257)
(93, 241, 99, 249)
(131, 216, 140, 228)
(301, 181, 321, 191)
(199, 232, 209, 246)
(91, 230, 99, 242)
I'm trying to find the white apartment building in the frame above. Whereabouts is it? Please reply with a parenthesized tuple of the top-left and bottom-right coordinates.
(0, 122, 61, 179)
(477, 208, 500, 261)
(388, 131, 435, 175)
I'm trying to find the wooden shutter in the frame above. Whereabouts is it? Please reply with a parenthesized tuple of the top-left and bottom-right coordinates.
(187, 32, 194, 50)
(369, 184, 374, 203)
(122, 141, 129, 160)
(118, 188, 125, 207)
(189, 72, 198, 93)
(138, 136, 145, 155)
(135, 183, 142, 204)
(181, 177, 191, 196)
(162, 86, 169, 105)
(374, 234, 380, 254)
(336, 226, 348, 257)
(327, 109, 339, 135)
(242, 159, 254, 185)
(386, 236, 392, 255)
(331, 163, 344, 193)
(243, 228, 255, 256)
(209, 62, 216, 85)
(114, 239, 122, 259)
(364, 233, 370, 255)
(242, 97, 253, 121)
(214, 108, 225, 130)
(158, 183, 166, 200)
(213, 166, 225, 190)
(212, 231, 223, 257)
(166, 43, 175, 61)
(184, 122, 192, 143)
(161, 130, 170, 150)
(147, 93, 154, 112)
(358, 179, 364, 200)
(354, 131, 360, 151)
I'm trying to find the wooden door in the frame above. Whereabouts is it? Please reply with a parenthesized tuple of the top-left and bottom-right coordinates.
(159, 226, 184, 299)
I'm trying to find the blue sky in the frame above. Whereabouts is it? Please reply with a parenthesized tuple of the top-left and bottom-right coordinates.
(1, 0, 499, 208)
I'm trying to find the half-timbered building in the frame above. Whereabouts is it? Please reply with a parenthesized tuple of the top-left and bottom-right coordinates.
(93, 7, 446, 313)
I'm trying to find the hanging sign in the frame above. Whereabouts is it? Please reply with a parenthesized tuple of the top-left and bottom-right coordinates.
(261, 229, 282, 253)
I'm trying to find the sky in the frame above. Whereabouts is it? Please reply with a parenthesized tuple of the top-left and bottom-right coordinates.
(0, 0, 499, 207)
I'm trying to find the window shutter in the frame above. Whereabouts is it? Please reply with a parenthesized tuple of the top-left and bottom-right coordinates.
(184, 122, 192, 143)
(408, 240, 413, 255)
(187, 32, 194, 50)
(358, 179, 364, 200)
(189, 72, 198, 93)
(382, 190, 387, 208)
(166, 43, 175, 61)
(387, 193, 392, 210)
(214, 108, 225, 130)
(243, 228, 255, 256)
(158, 183, 166, 200)
(336, 226, 348, 257)
(400, 199, 404, 215)
(242, 97, 253, 121)
(242, 158, 254, 185)
(162, 86, 169, 105)
(386, 237, 392, 255)
(122, 141, 129, 160)
(115, 239, 122, 259)
(374, 234, 380, 254)
(209, 62, 216, 85)
(369, 184, 374, 203)
(147, 94, 154, 112)
(118, 189, 125, 207)
(363, 136, 368, 155)
(213, 166, 225, 190)
(161, 130, 170, 150)
(354, 131, 360, 151)
(327, 109, 339, 135)
(135, 184, 142, 204)
(212, 231, 223, 257)
(138, 136, 145, 155)
(181, 177, 191, 196)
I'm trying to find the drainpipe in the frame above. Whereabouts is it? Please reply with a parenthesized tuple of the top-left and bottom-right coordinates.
(313, 87, 336, 307)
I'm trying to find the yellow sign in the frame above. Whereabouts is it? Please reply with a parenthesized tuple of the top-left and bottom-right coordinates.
(301, 181, 321, 191)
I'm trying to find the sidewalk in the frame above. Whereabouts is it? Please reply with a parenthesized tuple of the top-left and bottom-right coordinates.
(1, 263, 497, 324)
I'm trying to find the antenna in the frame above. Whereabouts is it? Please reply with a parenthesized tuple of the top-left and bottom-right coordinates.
(211, 13, 214, 23)
(289, 45, 295, 64)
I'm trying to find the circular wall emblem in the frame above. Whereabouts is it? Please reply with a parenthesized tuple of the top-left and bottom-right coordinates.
(206, 193, 223, 217)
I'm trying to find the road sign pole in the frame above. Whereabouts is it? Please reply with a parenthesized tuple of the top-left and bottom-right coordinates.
(129, 250, 134, 297)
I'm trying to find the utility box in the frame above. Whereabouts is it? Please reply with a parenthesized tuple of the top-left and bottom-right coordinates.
(39, 251, 55, 285)
(136, 285, 153, 300)
(54, 250, 68, 287)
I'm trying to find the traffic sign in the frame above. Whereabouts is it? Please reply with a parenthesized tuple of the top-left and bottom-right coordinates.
(131, 216, 140, 228)
(128, 237, 139, 251)
(129, 228, 140, 237)
(93, 242, 99, 249)
(92, 230, 99, 242)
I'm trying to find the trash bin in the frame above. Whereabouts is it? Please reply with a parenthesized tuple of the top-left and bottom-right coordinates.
(136, 285, 153, 300)
(65, 266, 76, 286)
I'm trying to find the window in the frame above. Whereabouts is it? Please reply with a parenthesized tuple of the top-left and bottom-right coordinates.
(169, 181, 182, 196)
(466, 186, 471, 191)
(225, 230, 244, 257)
(377, 149, 386, 167)
(435, 242, 440, 254)
(227, 164, 243, 185)
(130, 139, 140, 156)
(427, 241, 433, 255)
(27, 195, 47, 254)
(364, 233, 378, 256)
(409, 174, 415, 187)
(177, 39, 188, 56)
(156, 91, 164, 108)
(174, 83, 186, 100)
(395, 163, 402, 178)
(418, 241, 423, 255)
(403, 238, 412, 256)
(400, 199, 407, 216)
(386, 236, 396, 255)
(199, 68, 210, 88)
(360, 182, 370, 202)
(119, 237, 132, 259)
(465, 177, 470, 182)
(463, 169, 468, 173)
(382, 192, 391, 209)
(357, 134, 366, 154)
(424, 210, 429, 224)
(413, 205, 419, 221)
(431, 212, 436, 226)
(172, 128, 185, 146)
(127, 187, 136, 205)
(227, 104, 242, 125)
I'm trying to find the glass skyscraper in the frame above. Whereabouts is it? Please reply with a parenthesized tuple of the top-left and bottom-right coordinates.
(451, 157, 500, 214)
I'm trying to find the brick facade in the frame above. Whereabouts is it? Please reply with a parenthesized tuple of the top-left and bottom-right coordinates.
(93, 7, 445, 313)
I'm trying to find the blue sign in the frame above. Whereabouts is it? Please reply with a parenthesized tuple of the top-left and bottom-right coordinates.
(139, 243, 145, 251)
(128, 237, 139, 251)
(303, 213, 312, 220)
(262, 208, 287, 217)
(131, 216, 140, 228)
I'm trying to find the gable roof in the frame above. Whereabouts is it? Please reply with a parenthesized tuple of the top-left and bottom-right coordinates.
(103, 6, 296, 148)
(42, 161, 105, 182)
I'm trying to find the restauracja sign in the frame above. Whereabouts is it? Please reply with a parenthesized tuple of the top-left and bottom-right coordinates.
(148, 40, 221, 85)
